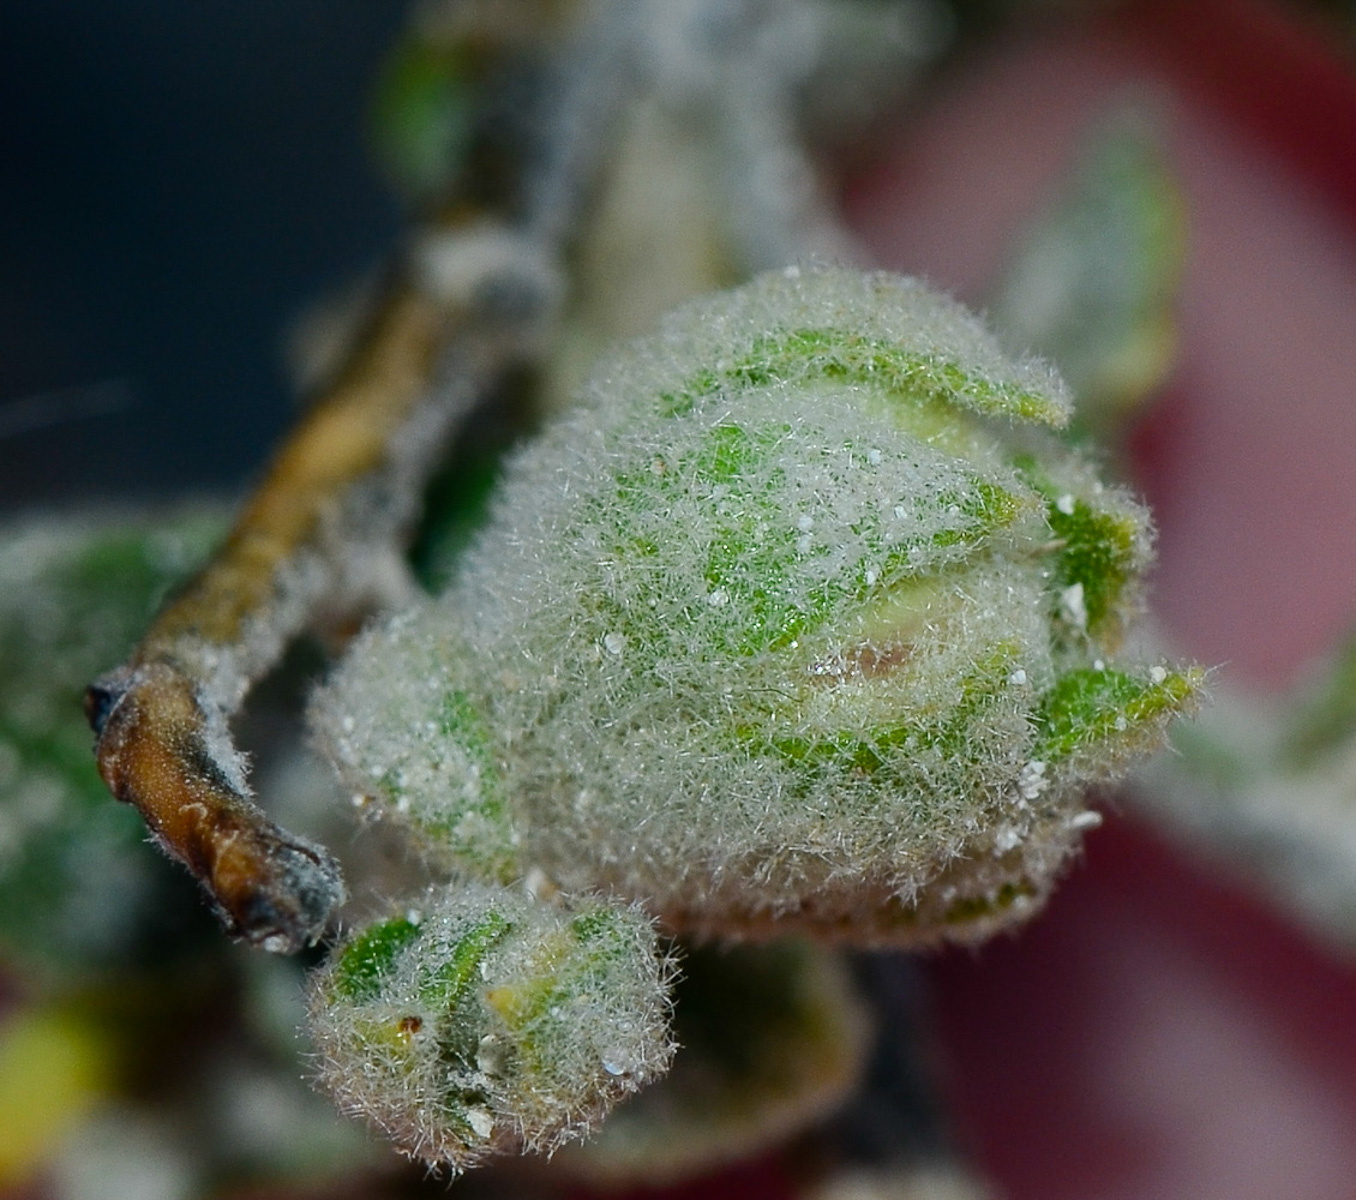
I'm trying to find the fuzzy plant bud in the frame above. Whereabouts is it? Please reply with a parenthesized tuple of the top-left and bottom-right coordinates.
(306, 883, 674, 1171)
(312, 265, 1199, 947)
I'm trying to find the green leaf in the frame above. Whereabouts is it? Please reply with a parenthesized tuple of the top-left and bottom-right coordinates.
(0, 510, 226, 981)
(1035, 664, 1201, 763)
(663, 327, 1067, 427)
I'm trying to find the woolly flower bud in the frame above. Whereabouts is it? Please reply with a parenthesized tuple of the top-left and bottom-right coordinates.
(313, 265, 1199, 945)
(306, 884, 674, 1171)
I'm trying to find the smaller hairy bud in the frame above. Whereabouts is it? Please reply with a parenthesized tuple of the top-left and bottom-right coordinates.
(306, 883, 675, 1172)
(313, 265, 1198, 949)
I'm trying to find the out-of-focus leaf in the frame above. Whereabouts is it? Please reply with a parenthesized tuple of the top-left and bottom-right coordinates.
(988, 108, 1185, 436)
(0, 509, 227, 984)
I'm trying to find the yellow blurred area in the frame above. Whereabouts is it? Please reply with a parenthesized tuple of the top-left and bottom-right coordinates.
(0, 1007, 115, 1184)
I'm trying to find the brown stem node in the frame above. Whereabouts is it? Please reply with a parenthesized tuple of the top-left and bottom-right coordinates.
(87, 660, 345, 953)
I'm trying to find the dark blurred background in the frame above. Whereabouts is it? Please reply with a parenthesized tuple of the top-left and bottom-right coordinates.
(0, 2, 409, 508)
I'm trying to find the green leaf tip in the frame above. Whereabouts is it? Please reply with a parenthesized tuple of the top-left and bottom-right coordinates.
(1017, 455, 1151, 642)
(662, 325, 1068, 428)
(1035, 663, 1204, 766)
(333, 915, 424, 1003)
(417, 909, 511, 1009)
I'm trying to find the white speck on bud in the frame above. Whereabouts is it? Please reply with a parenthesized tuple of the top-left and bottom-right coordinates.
(466, 1107, 496, 1139)
(1056, 493, 1076, 515)
(1018, 760, 1049, 801)
(477, 1035, 506, 1077)
(1060, 582, 1088, 630)
(603, 632, 627, 657)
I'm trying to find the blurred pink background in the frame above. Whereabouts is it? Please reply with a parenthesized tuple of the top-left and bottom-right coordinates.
(843, 3, 1356, 1197)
